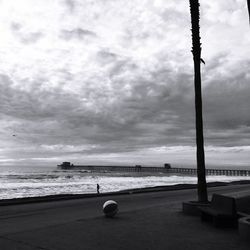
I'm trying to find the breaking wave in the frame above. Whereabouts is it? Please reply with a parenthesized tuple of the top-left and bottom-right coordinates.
(0, 166, 250, 200)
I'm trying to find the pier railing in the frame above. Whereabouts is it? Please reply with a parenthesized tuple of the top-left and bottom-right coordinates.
(168, 168, 250, 176)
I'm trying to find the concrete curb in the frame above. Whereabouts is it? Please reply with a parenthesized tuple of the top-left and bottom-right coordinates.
(239, 216, 250, 241)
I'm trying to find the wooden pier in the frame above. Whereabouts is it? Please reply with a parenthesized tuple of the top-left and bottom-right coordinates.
(168, 168, 250, 176)
(58, 162, 250, 176)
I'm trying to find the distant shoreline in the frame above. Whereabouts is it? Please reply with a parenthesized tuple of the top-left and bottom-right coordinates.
(1, 179, 250, 206)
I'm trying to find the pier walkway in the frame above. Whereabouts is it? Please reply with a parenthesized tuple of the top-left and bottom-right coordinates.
(59, 162, 250, 176)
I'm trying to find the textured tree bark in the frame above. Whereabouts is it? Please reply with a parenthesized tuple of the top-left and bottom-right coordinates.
(247, 0, 250, 23)
(189, 0, 208, 202)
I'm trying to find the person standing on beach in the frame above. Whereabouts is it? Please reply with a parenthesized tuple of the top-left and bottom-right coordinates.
(97, 183, 100, 194)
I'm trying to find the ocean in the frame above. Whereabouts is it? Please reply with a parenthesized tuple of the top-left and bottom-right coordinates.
(1, 165, 250, 200)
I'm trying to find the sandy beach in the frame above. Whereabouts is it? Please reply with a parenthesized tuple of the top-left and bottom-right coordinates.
(0, 182, 250, 250)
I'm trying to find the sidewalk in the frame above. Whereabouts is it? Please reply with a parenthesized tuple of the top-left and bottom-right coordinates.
(0, 184, 250, 250)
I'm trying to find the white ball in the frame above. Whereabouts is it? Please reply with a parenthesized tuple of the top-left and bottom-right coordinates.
(103, 200, 118, 218)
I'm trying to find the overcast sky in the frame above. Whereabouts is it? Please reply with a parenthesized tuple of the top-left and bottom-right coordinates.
(0, 0, 249, 168)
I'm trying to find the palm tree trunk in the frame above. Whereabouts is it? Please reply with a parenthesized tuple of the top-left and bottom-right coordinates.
(247, 0, 250, 23)
(189, 0, 208, 202)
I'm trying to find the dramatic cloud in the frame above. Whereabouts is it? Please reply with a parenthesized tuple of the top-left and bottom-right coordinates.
(60, 28, 97, 40)
(0, 0, 249, 167)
